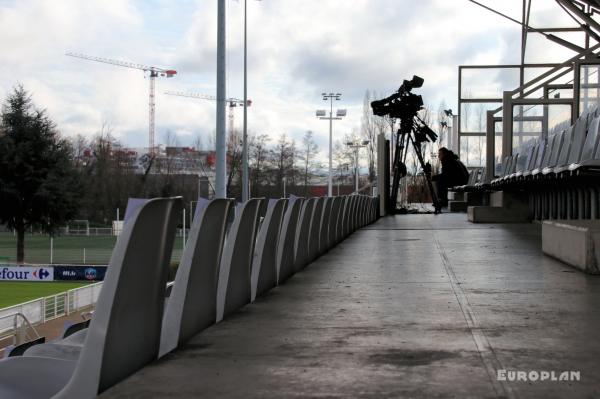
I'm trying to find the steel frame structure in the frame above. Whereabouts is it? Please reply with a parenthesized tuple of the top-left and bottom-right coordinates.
(458, 0, 600, 182)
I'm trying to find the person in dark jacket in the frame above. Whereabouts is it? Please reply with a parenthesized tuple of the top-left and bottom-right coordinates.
(431, 147, 469, 207)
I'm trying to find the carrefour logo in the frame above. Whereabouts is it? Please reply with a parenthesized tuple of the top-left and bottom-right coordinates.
(33, 268, 51, 280)
(0, 266, 54, 281)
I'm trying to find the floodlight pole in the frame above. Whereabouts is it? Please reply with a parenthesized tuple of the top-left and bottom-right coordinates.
(318, 93, 343, 196)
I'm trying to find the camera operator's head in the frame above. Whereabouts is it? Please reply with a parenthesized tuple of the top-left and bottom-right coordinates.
(438, 147, 453, 162)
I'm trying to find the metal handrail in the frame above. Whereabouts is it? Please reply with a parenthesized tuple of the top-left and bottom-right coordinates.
(0, 313, 41, 346)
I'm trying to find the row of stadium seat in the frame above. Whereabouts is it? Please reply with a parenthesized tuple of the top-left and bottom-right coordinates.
(490, 106, 600, 219)
(449, 105, 600, 220)
(0, 194, 379, 399)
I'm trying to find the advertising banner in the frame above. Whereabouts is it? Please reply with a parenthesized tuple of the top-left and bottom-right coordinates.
(0, 266, 54, 281)
(53, 265, 107, 282)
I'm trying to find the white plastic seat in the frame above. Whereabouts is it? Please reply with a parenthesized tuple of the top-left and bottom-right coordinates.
(159, 198, 233, 357)
(294, 197, 317, 272)
(0, 197, 181, 399)
(276, 196, 304, 284)
(216, 198, 263, 322)
(251, 198, 288, 301)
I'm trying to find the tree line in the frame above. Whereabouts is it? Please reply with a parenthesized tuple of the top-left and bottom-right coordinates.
(0, 86, 449, 262)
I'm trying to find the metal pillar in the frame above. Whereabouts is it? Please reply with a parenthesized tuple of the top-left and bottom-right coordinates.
(242, 0, 249, 202)
(486, 110, 495, 183)
(215, 0, 227, 198)
(502, 91, 513, 158)
(328, 99, 334, 196)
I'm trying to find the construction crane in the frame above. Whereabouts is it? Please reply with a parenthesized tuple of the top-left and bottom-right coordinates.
(66, 52, 177, 155)
(164, 90, 251, 138)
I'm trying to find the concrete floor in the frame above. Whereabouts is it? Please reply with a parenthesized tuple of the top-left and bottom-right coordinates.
(102, 213, 600, 398)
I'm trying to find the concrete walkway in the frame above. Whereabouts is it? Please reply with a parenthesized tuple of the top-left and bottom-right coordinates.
(103, 214, 600, 398)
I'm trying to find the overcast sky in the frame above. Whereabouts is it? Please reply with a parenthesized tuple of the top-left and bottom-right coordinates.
(0, 0, 578, 154)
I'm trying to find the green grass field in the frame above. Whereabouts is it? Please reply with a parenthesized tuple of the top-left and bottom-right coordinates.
(0, 281, 90, 308)
(0, 233, 184, 265)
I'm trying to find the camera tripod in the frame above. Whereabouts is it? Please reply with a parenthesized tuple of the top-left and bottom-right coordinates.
(390, 116, 442, 214)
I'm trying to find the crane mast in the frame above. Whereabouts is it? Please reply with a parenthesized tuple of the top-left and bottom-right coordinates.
(66, 52, 177, 155)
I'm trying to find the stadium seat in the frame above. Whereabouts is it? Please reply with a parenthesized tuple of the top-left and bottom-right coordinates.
(327, 197, 342, 250)
(159, 198, 233, 357)
(276, 196, 305, 284)
(308, 197, 325, 262)
(0, 197, 181, 399)
(62, 320, 91, 339)
(338, 196, 349, 241)
(251, 198, 288, 301)
(216, 198, 263, 322)
(294, 197, 317, 272)
(5, 337, 46, 358)
(319, 197, 333, 255)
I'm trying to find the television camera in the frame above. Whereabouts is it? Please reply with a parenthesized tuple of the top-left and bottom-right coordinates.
(370, 75, 441, 214)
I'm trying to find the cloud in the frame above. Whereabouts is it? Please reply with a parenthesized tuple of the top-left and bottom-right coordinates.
(0, 0, 578, 164)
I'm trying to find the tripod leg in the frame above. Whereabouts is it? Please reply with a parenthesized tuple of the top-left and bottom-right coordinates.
(408, 135, 441, 213)
(389, 130, 406, 212)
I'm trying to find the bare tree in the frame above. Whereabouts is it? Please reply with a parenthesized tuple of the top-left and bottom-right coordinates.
(300, 130, 319, 196)
(226, 128, 243, 198)
(360, 90, 377, 182)
(462, 90, 473, 166)
(70, 134, 89, 167)
(476, 103, 486, 166)
(249, 133, 270, 195)
(333, 134, 354, 192)
(270, 133, 293, 196)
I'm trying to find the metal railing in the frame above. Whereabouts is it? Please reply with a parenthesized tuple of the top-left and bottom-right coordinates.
(0, 282, 103, 346)
(0, 313, 41, 346)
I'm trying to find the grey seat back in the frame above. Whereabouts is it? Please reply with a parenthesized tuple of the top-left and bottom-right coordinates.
(479, 168, 487, 183)
(62, 320, 91, 339)
(579, 115, 600, 163)
(531, 139, 547, 170)
(467, 170, 477, 185)
(160, 198, 232, 356)
(251, 199, 288, 301)
(551, 128, 570, 168)
(344, 196, 354, 236)
(566, 119, 587, 165)
(276, 197, 304, 284)
(337, 196, 349, 242)
(506, 154, 518, 175)
(498, 157, 510, 177)
(294, 198, 316, 272)
(350, 195, 359, 231)
(539, 134, 558, 169)
(56, 197, 181, 398)
(353, 195, 362, 229)
(359, 196, 367, 227)
(517, 142, 535, 173)
(319, 197, 333, 254)
(328, 197, 342, 248)
(7, 337, 46, 357)
(308, 197, 325, 261)
(216, 198, 263, 322)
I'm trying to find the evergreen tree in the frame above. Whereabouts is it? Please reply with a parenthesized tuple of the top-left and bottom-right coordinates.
(0, 86, 82, 263)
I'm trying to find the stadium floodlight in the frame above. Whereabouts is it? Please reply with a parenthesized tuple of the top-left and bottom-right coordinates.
(317, 92, 346, 196)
